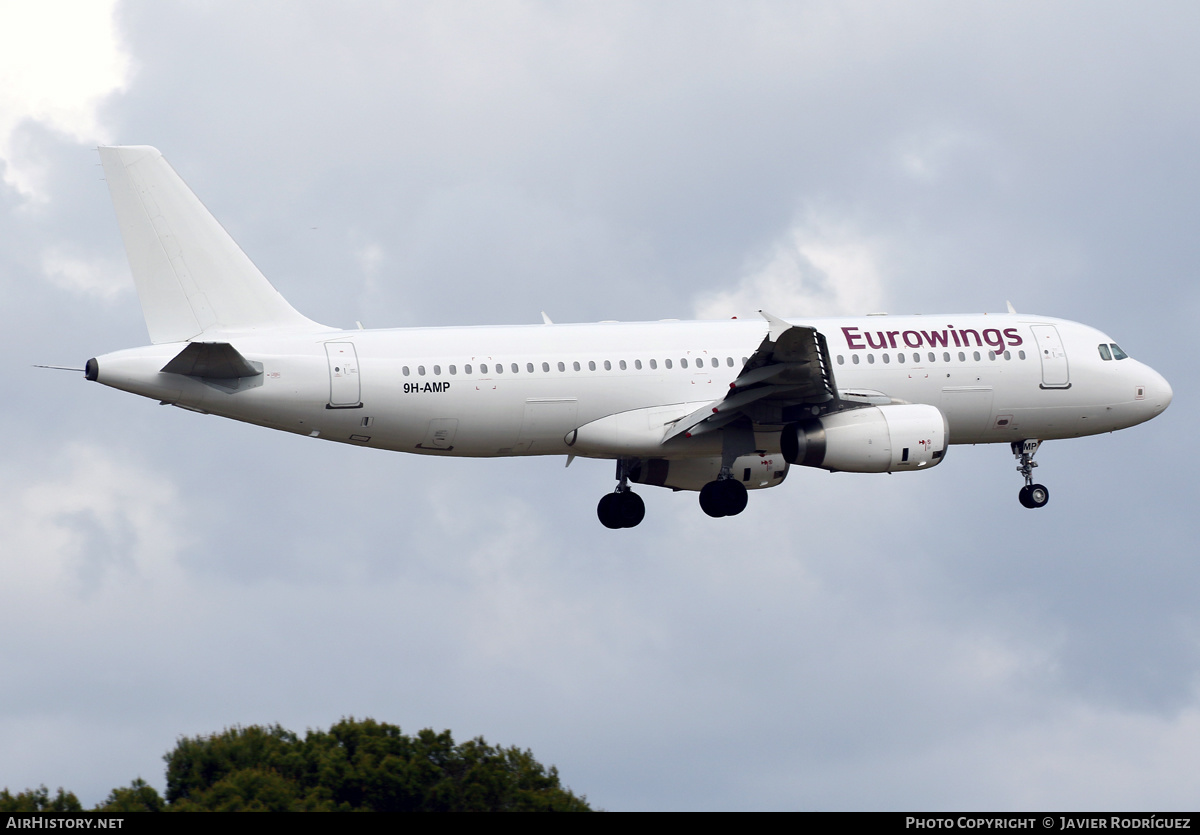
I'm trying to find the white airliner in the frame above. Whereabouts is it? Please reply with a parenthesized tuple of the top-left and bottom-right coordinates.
(82, 146, 1172, 527)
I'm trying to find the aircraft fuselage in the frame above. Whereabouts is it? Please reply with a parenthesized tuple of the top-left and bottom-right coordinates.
(91, 312, 1171, 459)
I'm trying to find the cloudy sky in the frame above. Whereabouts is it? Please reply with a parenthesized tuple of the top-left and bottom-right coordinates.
(1, 1, 1197, 811)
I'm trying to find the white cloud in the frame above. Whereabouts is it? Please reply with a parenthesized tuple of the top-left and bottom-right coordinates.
(0, 0, 131, 198)
(0, 443, 185, 596)
(41, 249, 130, 300)
(896, 126, 979, 183)
(694, 212, 888, 321)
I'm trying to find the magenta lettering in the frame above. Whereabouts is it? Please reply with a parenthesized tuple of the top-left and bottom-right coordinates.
(836, 324, 1017, 351)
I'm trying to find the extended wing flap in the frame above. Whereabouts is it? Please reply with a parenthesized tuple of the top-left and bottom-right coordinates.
(662, 311, 839, 443)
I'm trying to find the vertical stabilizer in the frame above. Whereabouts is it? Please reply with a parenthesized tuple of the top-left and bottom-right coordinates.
(99, 146, 324, 343)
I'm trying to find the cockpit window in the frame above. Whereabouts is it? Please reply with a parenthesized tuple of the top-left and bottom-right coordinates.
(1098, 344, 1112, 361)
(1110, 343, 1129, 360)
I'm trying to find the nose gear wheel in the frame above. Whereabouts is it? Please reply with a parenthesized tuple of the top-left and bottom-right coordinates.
(1012, 440, 1049, 509)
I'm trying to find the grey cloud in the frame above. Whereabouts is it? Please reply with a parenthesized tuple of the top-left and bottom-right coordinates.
(1, 0, 1197, 811)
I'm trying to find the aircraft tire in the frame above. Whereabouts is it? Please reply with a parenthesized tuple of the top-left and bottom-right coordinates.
(721, 479, 749, 516)
(699, 481, 727, 518)
(597, 493, 624, 528)
(1028, 483, 1049, 508)
(618, 491, 646, 528)
(1018, 484, 1049, 509)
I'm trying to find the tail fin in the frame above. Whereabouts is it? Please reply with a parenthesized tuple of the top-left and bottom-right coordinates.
(99, 146, 325, 344)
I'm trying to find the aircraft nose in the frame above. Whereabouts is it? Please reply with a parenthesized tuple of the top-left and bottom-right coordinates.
(1145, 367, 1172, 415)
(1158, 372, 1173, 412)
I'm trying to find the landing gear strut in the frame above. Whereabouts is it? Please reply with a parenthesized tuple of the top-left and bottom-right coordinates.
(697, 418, 754, 518)
(1012, 440, 1049, 509)
(597, 459, 646, 529)
(699, 471, 748, 518)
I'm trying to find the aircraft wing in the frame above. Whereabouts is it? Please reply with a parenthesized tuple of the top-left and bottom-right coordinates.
(663, 311, 839, 442)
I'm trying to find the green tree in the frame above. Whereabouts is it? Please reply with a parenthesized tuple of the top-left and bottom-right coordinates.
(2, 718, 590, 812)
(96, 778, 165, 812)
(0, 785, 83, 813)
(164, 718, 591, 811)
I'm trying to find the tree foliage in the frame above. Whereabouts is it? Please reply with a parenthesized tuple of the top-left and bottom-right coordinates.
(164, 718, 591, 811)
(0, 786, 83, 813)
(4, 718, 590, 812)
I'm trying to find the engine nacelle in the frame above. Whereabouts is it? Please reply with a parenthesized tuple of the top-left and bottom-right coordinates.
(780, 404, 947, 473)
(630, 454, 789, 493)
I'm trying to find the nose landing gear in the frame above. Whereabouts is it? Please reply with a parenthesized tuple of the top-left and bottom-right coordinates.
(1013, 440, 1049, 509)
(597, 459, 646, 528)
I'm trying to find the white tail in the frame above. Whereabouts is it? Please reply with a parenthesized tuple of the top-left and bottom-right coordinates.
(99, 146, 324, 343)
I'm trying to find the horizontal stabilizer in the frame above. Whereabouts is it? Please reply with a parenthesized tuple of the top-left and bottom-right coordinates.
(161, 342, 261, 379)
(99, 146, 324, 343)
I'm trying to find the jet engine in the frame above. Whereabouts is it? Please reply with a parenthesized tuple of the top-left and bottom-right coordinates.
(780, 404, 948, 473)
(630, 453, 789, 492)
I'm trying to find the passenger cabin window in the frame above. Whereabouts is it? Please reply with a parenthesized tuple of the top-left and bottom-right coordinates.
(604, 360, 612, 370)
(480, 363, 488, 374)
(1110, 343, 1129, 360)
(837, 355, 845, 365)
(943, 352, 950, 362)
(958, 352, 966, 362)
(558, 362, 565, 372)
(1018, 351, 1026, 360)
(635, 360, 642, 370)
(726, 357, 734, 366)
(418, 365, 426, 376)
(681, 358, 689, 368)
(465, 364, 473, 374)
(883, 354, 890, 364)
(665, 359, 673, 369)
(588, 361, 596, 371)
(403, 366, 410, 376)
(449, 365, 457, 375)
(511, 363, 519, 373)
(852, 354, 860, 364)
(867, 355, 875, 364)
(527, 363, 535, 373)
(650, 359, 657, 369)
(542, 362, 550, 372)
(433, 365, 441, 374)
(495, 364, 503, 374)
(573, 361, 581, 371)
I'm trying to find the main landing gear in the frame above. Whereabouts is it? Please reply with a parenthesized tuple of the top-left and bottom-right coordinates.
(597, 460, 646, 529)
(1012, 440, 1050, 509)
(699, 473, 748, 518)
